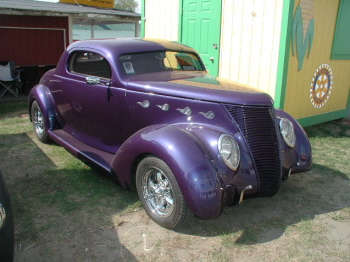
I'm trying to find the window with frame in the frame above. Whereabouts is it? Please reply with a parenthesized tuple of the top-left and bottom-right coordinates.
(119, 51, 204, 75)
(68, 51, 112, 78)
(331, 0, 350, 60)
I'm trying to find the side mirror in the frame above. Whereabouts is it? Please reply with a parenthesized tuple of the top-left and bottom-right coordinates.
(86, 76, 101, 85)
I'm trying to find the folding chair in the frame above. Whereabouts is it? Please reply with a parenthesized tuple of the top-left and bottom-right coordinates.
(0, 61, 22, 98)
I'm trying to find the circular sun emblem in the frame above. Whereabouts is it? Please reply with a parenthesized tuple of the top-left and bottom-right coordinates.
(310, 64, 333, 108)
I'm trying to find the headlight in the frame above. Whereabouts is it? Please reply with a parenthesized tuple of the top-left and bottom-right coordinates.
(279, 118, 296, 147)
(218, 134, 240, 170)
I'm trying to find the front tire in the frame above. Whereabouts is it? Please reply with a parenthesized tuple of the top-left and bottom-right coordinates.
(31, 100, 50, 143)
(136, 157, 191, 228)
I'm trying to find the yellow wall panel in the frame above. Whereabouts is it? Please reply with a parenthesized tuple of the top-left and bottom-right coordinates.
(285, 0, 350, 119)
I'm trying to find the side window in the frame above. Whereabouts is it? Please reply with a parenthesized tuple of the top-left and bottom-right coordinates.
(68, 51, 112, 79)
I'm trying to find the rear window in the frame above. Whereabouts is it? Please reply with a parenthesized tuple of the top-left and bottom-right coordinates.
(119, 51, 204, 75)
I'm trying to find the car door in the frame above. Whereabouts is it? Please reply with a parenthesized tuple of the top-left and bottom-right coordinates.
(51, 51, 126, 153)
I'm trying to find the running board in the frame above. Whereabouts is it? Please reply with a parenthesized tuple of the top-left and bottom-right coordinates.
(49, 129, 114, 173)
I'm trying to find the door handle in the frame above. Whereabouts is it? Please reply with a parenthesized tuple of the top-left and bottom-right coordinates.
(209, 57, 214, 61)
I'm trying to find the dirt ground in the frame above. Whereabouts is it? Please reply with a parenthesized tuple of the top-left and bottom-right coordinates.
(12, 168, 350, 262)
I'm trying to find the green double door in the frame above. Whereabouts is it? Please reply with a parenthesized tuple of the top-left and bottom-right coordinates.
(181, 0, 222, 76)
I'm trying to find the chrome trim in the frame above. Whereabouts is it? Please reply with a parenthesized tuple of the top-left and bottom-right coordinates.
(218, 134, 240, 171)
(199, 111, 215, 119)
(33, 106, 45, 136)
(157, 104, 170, 111)
(279, 118, 296, 147)
(239, 185, 252, 204)
(0, 203, 6, 229)
(142, 167, 174, 218)
(86, 76, 101, 85)
(137, 100, 150, 108)
(176, 107, 192, 116)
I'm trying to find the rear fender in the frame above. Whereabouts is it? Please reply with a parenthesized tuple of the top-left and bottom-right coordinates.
(28, 84, 58, 131)
(111, 124, 223, 219)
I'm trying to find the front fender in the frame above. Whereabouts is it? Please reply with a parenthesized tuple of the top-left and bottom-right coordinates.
(28, 84, 58, 131)
(275, 108, 312, 173)
(111, 124, 223, 219)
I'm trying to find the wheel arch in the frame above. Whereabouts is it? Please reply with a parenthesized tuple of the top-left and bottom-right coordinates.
(28, 84, 59, 131)
(130, 153, 153, 191)
(111, 124, 224, 219)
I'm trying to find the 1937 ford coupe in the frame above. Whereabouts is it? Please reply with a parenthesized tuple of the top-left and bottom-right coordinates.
(29, 38, 312, 228)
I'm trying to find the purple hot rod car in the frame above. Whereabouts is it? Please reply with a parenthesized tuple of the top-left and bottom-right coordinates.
(29, 38, 312, 228)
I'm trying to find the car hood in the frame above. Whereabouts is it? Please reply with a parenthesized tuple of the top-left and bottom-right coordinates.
(125, 72, 273, 106)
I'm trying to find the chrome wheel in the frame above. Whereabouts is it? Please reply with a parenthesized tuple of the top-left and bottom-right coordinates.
(33, 106, 44, 136)
(142, 167, 174, 217)
(31, 101, 50, 143)
(136, 157, 191, 228)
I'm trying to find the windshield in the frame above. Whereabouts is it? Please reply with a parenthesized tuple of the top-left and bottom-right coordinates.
(119, 51, 205, 75)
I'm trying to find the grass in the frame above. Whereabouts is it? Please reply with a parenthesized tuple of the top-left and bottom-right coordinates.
(0, 102, 139, 244)
(0, 101, 28, 116)
(0, 101, 349, 261)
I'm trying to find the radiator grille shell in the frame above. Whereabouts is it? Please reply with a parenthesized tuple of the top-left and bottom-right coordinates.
(224, 104, 281, 196)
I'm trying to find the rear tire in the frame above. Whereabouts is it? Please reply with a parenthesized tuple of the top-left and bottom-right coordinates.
(31, 101, 51, 143)
(136, 156, 191, 228)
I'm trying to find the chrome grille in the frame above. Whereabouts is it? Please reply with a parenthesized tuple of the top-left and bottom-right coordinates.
(224, 104, 281, 196)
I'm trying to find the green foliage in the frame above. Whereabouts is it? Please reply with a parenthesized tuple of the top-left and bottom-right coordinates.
(114, 0, 138, 12)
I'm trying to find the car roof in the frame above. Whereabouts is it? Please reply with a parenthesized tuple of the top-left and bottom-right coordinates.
(67, 38, 198, 57)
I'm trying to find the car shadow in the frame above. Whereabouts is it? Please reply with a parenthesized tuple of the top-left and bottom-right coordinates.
(0, 133, 139, 262)
(175, 163, 349, 244)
